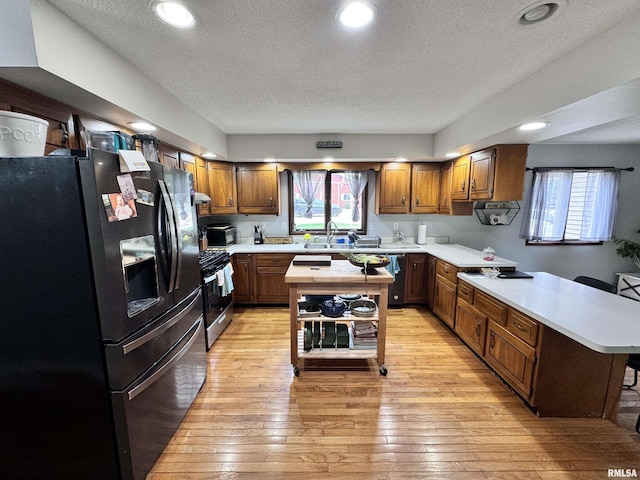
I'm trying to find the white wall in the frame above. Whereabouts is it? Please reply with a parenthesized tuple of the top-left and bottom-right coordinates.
(206, 144, 640, 283)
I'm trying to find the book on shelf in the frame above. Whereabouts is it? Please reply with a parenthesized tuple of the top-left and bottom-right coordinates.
(351, 321, 377, 336)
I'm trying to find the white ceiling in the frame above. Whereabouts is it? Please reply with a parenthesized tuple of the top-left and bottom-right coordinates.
(28, 0, 640, 152)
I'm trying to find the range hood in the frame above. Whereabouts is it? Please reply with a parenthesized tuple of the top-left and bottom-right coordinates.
(474, 201, 520, 226)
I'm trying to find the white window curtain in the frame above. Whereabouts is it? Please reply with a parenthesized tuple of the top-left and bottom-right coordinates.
(520, 169, 620, 242)
(579, 169, 620, 241)
(344, 171, 368, 222)
(293, 170, 326, 218)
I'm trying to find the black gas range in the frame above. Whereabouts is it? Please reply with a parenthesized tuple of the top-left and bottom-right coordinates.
(198, 250, 233, 350)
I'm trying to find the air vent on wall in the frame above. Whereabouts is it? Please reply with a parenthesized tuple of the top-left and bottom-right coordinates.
(474, 201, 520, 226)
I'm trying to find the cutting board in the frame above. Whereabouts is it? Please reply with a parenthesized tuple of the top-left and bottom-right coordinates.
(292, 255, 332, 266)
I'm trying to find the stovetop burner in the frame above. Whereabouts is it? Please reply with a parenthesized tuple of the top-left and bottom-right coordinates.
(199, 250, 230, 277)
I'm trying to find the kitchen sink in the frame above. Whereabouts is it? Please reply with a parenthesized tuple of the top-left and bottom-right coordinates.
(304, 243, 330, 249)
(304, 243, 353, 250)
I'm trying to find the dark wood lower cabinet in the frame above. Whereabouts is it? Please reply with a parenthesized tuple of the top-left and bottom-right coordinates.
(232, 254, 255, 304)
(453, 281, 627, 419)
(484, 319, 536, 399)
(454, 299, 487, 357)
(404, 254, 427, 304)
(255, 254, 296, 303)
(433, 275, 456, 328)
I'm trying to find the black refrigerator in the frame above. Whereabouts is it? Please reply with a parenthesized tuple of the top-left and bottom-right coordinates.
(0, 149, 207, 480)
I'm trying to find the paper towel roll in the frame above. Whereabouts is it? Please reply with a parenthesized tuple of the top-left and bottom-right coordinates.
(417, 224, 427, 244)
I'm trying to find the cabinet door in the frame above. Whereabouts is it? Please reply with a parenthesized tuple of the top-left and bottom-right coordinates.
(404, 254, 427, 304)
(158, 145, 179, 169)
(411, 164, 440, 213)
(455, 299, 487, 356)
(485, 320, 536, 399)
(237, 164, 280, 214)
(469, 148, 495, 200)
(232, 254, 255, 304)
(450, 155, 470, 201)
(433, 276, 456, 328)
(207, 161, 238, 215)
(491, 144, 528, 201)
(0, 81, 80, 153)
(255, 254, 295, 303)
(439, 161, 452, 214)
(376, 163, 410, 213)
(425, 255, 436, 310)
(195, 157, 210, 216)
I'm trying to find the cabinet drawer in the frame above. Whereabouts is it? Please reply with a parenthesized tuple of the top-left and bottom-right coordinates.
(474, 290, 507, 326)
(506, 309, 539, 346)
(457, 280, 474, 304)
(436, 259, 458, 284)
(255, 254, 295, 267)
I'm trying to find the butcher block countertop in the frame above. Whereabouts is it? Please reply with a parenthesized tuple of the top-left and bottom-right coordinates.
(285, 260, 393, 285)
(458, 271, 640, 354)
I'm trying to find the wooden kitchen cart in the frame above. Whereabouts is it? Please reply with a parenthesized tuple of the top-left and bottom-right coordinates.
(284, 260, 393, 376)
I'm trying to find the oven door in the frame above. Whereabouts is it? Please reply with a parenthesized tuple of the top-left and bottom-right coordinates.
(202, 273, 233, 349)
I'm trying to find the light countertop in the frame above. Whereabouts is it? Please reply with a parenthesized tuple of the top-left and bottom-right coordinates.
(220, 242, 517, 269)
(458, 271, 640, 354)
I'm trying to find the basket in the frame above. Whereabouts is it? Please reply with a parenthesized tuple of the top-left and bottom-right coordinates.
(350, 299, 377, 317)
(0, 111, 49, 156)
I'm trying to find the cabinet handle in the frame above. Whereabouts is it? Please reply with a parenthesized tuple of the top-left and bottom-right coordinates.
(461, 181, 465, 191)
(513, 322, 528, 332)
(60, 123, 69, 144)
(269, 197, 273, 206)
(475, 324, 481, 337)
(229, 197, 234, 206)
(471, 178, 476, 191)
(401, 196, 406, 205)
(489, 332, 495, 349)
(412, 263, 417, 271)
(416, 197, 420, 206)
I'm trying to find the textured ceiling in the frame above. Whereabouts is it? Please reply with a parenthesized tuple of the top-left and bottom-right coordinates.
(43, 0, 640, 143)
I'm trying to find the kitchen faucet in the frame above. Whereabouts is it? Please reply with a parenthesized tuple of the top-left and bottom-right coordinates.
(326, 221, 338, 244)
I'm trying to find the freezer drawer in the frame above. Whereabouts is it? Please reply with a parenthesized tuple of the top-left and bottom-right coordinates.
(104, 288, 202, 390)
(111, 317, 206, 480)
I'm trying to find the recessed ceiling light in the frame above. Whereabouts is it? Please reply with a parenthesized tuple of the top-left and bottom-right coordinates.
(517, 2, 561, 26)
(337, 2, 375, 29)
(395, 157, 408, 162)
(264, 158, 276, 163)
(152, 1, 195, 29)
(128, 121, 156, 132)
(445, 152, 460, 158)
(201, 152, 217, 159)
(519, 121, 550, 131)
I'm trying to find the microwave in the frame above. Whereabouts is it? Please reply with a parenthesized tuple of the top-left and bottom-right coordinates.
(206, 224, 238, 246)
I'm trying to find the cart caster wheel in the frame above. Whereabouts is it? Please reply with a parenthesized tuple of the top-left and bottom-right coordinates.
(379, 365, 387, 376)
(293, 366, 299, 377)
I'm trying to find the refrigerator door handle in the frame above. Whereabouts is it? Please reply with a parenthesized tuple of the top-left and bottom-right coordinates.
(126, 319, 202, 401)
(165, 182, 183, 291)
(158, 180, 178, 292)
(121, 291, 200, 355)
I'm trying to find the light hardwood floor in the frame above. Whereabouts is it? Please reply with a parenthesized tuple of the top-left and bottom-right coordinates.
(148, 306, 640, 480)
